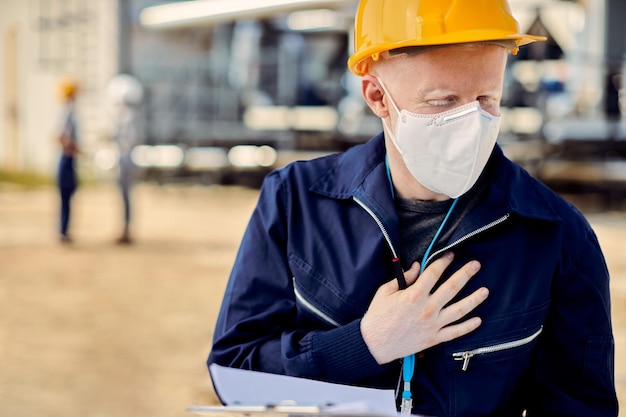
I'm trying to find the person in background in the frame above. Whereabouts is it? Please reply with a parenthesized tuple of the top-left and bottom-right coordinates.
(56, 78, 80, 243)
(106, 74, 144, 245)
(208, 0, 618, 415)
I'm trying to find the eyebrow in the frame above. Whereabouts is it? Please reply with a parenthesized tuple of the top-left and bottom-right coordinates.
(421, 88, 501, 99)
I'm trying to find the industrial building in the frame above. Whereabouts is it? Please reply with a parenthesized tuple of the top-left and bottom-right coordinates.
(0, 0, 624, 189)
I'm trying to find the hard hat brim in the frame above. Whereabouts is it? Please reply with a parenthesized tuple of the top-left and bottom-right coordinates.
(348, 32, 547, 76)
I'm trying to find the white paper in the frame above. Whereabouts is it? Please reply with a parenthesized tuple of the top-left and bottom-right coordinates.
(206, 364, 399, 416)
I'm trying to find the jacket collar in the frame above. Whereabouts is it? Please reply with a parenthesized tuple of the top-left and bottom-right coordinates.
(310, 132, 388, 200)
(485, 145, 561, 222)
(310, 132, 561, 223)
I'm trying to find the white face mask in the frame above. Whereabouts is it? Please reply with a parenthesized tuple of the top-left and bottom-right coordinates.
(378, 79, 501, 198)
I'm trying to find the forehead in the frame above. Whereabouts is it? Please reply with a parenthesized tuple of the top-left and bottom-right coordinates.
(388, 40, 517, 57)
(398, 43, 505, 69)
(380, 44, 507, 91)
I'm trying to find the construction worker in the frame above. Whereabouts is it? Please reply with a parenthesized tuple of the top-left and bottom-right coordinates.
(106, 73, 144, 244)
(56, 77, 80, 243)
(208, 1, 618, 415)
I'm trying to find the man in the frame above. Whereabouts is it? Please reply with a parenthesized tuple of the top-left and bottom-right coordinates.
(107, 73, 145, 245)
(208, 1, 618, 415)
(56, 78, 80, 243)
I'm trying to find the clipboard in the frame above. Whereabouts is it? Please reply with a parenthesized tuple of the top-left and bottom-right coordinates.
(186, 403, 401, 416)
(187, 364, 403, 416)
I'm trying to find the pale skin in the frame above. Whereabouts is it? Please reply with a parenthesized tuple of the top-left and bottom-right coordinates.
(359, 44, 508, 365)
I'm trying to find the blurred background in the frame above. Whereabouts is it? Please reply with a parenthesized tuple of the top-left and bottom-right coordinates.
(0, 0, 624, 194)
(0, 0, 625, 416)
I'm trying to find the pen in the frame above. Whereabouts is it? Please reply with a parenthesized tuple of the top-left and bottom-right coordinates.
(393, 257, 407, 289)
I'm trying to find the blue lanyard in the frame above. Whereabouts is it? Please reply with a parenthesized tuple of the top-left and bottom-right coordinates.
(401, 197, 457, 412)
(385, 155, 459, 413)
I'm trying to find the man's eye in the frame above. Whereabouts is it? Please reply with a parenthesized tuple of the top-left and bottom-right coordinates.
(428, 98, 456, 107)
(478, 97, 497, 107)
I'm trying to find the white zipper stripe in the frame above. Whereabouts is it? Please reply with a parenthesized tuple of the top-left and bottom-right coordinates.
(424, 214, 510, 269)
(353, 197, 399, 258)
(293, 279, 341, 327)
(453, 326, 543, 371)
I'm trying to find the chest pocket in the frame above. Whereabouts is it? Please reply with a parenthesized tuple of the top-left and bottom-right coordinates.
(441, 300, 550, 417)
(289, 252, 375, 329)
(293, 277, 342, 328)
(452, 326, 543, 372)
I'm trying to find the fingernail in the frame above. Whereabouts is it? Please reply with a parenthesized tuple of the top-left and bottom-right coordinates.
(471, 261, 481, 272)
(445, 252, 454, 260)
(480, 287, 489, 298)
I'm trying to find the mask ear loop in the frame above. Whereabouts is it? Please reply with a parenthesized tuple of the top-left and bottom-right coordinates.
(377, 78, 402, 117)
(378, 78, 405, 160)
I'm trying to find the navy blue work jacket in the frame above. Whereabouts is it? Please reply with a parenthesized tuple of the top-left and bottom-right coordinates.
(209, 133, 617, 417)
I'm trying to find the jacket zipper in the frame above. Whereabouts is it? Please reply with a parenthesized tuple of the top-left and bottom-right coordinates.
(422, 214, 510, 269)
(293, 279, 341, 327)
(353, 197, 400, 258)
(353, 197, 510, 269)
(452, 326, 543, 371)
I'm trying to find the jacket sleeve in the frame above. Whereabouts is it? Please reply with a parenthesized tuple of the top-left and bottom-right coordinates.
(527, 212, 618, 416)
(207, 169, 386, 384)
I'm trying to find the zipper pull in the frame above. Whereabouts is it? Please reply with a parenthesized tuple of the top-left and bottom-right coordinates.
(454, 351, 474, 371)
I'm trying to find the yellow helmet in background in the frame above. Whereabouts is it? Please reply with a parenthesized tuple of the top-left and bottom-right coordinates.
(347, 0, 547, 76)
(58, 77, 79, 100)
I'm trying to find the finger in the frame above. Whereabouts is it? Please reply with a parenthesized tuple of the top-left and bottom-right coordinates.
(430, 260, 481, 308)
(436, 316, 483, 344)
(413, 251, 455, 293)
(404, 261, 421, 286)
(439, 287, 489, 325)
(379, 277, 401, 295)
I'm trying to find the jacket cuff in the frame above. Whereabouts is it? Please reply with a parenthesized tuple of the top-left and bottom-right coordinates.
(309, 319, 387, 383)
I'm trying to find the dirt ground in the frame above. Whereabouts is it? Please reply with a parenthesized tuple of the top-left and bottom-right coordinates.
(0, 182, 624, 417)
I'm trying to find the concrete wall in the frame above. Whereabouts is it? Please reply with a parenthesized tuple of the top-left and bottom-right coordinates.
(0, 0, 120, 179)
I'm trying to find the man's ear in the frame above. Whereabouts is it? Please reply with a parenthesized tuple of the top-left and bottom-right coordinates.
(361, 75, 389, 119)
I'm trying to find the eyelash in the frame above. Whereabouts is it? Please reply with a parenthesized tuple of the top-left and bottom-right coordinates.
(429, 98, 456, 106)
(478, 97, 497, 107)
(429, 97, 496, 107)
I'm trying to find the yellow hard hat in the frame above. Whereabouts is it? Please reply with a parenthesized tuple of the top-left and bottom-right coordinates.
(347, 0, 547, 76)
(58, 77, 79, 99)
